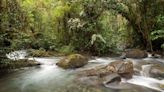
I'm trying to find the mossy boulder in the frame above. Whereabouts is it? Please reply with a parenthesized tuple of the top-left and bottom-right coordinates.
(123, 49, 148, 58)
(56, 54, 88, 69)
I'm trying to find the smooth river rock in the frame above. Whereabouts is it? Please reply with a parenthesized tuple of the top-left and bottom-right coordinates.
(122, 49, 148, 59)
(150, 64, 164, 79)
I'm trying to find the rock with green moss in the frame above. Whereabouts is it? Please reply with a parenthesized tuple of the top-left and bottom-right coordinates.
(0, 59, 40, 73)
(56, 54, 88, 69)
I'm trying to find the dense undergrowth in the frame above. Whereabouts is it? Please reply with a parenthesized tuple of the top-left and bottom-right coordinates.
(0, 0, 164, 60)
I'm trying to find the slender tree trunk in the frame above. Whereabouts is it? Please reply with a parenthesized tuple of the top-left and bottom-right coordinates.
(142, 3, 153, 52)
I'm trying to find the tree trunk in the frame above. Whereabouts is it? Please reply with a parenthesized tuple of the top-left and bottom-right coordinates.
(142, 4, 153, 52)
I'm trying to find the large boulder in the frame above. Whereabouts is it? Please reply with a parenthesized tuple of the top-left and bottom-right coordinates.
(77, 60, 134, 88)
(81, 60, 134, 79)
(123, 49, 148, 58)
(109, 60, 134, 78)
(56, 54, 88, 69)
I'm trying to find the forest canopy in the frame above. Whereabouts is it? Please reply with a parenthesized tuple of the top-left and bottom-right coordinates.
(0, 0, 164, 57)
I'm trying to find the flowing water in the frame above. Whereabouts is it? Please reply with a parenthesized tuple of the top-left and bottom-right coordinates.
(0, 51, 163, 92)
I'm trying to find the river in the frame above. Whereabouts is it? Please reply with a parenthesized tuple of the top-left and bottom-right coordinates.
(0, 51, 163, 92)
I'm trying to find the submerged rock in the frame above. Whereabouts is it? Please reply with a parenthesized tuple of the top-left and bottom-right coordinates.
(103, 73, 121, 84)
(56, 54, 88, 69)
(123, 49, 148, 58)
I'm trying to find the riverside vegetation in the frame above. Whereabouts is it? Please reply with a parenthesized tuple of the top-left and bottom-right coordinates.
(0, 0, 164, 92)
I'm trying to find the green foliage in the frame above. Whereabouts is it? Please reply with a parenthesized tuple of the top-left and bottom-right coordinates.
(161, 44, 164, 49)
(58, 45, 75, 55)
(100, 12, 129, 50)
(28, 49, 55, 57)
(104, 0, 164, 51)
(151, 15, 164, 40)
(0, 0, 25, 61)
(151, 15, 164, 49)
(1, 0, 164, 57)
(91, 34, 106, 45)
(151, 30, 164, 40)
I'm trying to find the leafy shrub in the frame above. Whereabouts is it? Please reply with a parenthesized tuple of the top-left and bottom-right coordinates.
(151, 15, 164, 49)
(58, 45, 75, 55)
(27, 49, 54, 57)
